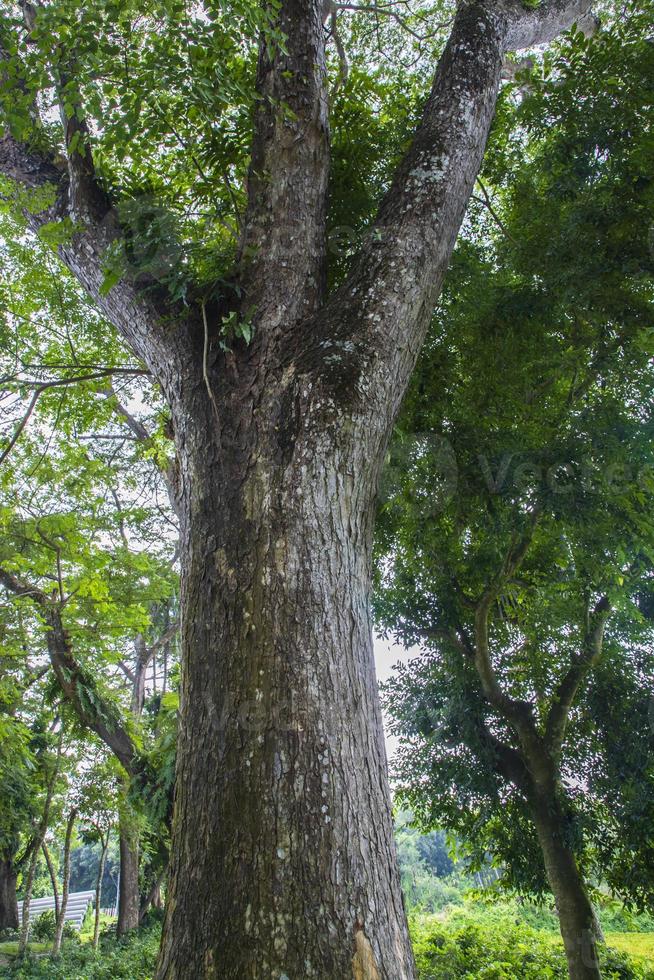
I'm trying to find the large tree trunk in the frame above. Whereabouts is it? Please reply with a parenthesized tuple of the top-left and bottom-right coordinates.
(117, 825, 140, 936)
(157, 385, 414, 978)
(532, 792, 601, 980)
(0, 857, 18, 932)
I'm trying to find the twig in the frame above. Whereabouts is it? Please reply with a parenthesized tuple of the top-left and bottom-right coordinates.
(472, 178, 517, 244)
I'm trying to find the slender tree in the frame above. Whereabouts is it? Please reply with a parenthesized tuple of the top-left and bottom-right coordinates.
(18, 728, 62, 955)
(77, 760, 117, 948)
(0, 0, 601, 973)
(52, 805, 77, 955)
(40, 841, 60, 924)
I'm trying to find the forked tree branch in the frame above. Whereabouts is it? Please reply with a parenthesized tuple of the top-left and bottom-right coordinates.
(305, 0, 595, 430)
(544, 595, 610, 753)
(0, 565, 140, 775)
(472, 510, 545, 757)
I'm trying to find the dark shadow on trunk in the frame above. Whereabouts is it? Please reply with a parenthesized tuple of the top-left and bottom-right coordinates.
(0, 856, 18, 932)
(117, 824, 140, 936)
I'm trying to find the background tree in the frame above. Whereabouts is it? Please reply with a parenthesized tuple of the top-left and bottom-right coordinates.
(51, 803, 77, 955)
(76, 756, 119, 948)
(18, 722, 63, 954)
(376, 10, 654, 978)
(0, 234, 182, 936)
(0, 699, 39, 931)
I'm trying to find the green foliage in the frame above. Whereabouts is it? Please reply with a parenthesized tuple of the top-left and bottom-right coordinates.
(0, 718, 37, 860)
(0, 920, 161, 979)
(69, 843, 118, 908)
(376, 0, 654, 909)
(395, 814, 469, 913)
(28, 910, 57, 942)
(410, 913, 654, 980)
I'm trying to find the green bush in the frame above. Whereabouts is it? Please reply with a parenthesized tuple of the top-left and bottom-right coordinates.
(3, 911, 651, 980)
(0, 921, 161, 979)
(596, 897, 654, 935)
(27, 910, 79, 945)
(28, 912, 55, 942)
(410, 915, 654, 980)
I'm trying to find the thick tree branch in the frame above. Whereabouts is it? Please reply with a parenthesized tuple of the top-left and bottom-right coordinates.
(238, 0, 330, 327)
(304, 0, 509, 425)
(505, 0, 597, 51)
(0, 33, 183, 387)
(476, 717, 531, 793)
(545, 595, 610, 753)
(0, 566, 139, 775)
(19, 0, 104, 223)
(303, 0, 595, 430)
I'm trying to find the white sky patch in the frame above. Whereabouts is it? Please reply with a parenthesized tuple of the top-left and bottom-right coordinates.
(374, 634, 419, 762)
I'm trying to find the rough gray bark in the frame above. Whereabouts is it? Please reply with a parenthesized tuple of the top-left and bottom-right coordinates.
(0, 0, 595, 974)
(117, 823, 140, 936)
(0, 857, 18, 932)
(158, 390, 414, 977)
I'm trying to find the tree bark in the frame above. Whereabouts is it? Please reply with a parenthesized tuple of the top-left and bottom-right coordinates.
(41, 842, 60, 923)
(53, 808, 76, 955)
(157, 383, 414, 979)
(0, 857, 18, 932)
(531, 791, 601, 980)
(117, 824, 140, 936)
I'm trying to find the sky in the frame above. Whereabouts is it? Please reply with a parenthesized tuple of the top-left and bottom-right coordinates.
(374, 635, 417, 760)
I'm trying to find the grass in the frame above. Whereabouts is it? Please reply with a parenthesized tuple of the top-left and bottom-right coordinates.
(0, 946, 49, 958)
(606, 933, 654, 964)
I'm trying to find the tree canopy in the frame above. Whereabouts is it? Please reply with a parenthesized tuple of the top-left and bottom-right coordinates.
(376, 0, 654, 913)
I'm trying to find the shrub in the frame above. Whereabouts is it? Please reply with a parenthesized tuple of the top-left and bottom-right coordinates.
(0, 921, 161, 979)
(410, 914, 654, 980)
(28, 911, 55, 942)
(26, 910, 79, 945)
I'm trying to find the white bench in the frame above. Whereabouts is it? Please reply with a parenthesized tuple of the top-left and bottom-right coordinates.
(17, 890, 96, 931)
